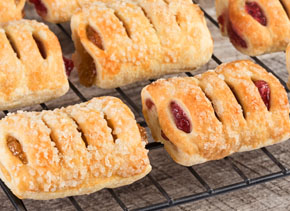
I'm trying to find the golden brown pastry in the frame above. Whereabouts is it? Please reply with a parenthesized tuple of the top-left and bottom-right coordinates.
(216, 0, 290, 56)
(71, 0, 213, 89)
(28, 0, 102, 23)
(0, 20, 69, 110)
(142, 60, 290, 166)
(0, 96, 151, 199)
(286, 43, 290, 89)
(0, 0, 26, 23)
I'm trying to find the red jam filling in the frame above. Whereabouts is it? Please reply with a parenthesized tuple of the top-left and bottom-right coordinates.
(246, 2, 267, 26)
(227, 21, 247, 48)
(218, 14, 226, 33)
(29, 0, 47, 16)
(161, 130, 169, 141)
(254, 80, 270, 110)
(146, 99, 155, 110)
(170, 101, 191, 133)
(63, 56, 74, 76)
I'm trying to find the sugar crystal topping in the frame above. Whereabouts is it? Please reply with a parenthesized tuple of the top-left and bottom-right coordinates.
(0, 97, 149, 193)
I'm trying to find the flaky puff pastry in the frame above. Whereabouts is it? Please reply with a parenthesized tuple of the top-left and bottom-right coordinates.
(28, 0, 106, 23)
(71, 0, 213, 89)
(216, 0, 290, 56)
(142, 60, 290, 166)
(0, 0, 25, 23)
(286, 43, 290, 89)
(0, 96, 151, 200)
(0, 20, 69, 110)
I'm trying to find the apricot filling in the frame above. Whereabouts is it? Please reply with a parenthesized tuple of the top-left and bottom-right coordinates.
(7, 136, 27, 164)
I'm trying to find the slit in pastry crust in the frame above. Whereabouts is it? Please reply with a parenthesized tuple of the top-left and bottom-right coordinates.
(7, 136, 28, 164)
(104, 114, 118, 142)
(71, 118, 89, 147)
(5, 32, 20, 59)
(225, 83, 246, 119)
(33, 33, 47, 59)
(113, 11, 132, 39)
(279, 0, 290, 20)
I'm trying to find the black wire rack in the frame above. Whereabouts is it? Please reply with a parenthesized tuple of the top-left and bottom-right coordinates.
(1, 1, 290, 210)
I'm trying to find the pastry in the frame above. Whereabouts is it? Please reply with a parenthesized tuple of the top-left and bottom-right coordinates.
(216, 0, 290, 56)
(0, 0, 26, 23)
(0, 96, 151, 199)
(28, 0, 103, 23)
(0, 20, 69, 110)
(142, 60, 290, 166)
(286, 43, 290, 89)
(71, 0, 213, 89)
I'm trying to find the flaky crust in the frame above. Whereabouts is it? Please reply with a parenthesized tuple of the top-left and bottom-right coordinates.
(28, 0, 105, 23)
(0, 96, 151, 199)
(71, 0, 213, 89)
(142, 60, 290, 166)
(0, 20, 69, 110)
(215, 0, 290, 56)
(286, 43, 290, 89)
(0, 0, 25, 23)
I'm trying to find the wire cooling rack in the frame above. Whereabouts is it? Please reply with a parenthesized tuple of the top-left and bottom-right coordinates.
(1, 1, 290, 210)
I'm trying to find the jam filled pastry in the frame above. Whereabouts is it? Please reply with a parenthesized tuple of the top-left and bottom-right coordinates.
(142, 60, 290, 166)
(0, 0, 26, 23)
(0, 20, 69, 110)
(0, 96, 151, 199)
(216, 0, 290, 56)
(71, 0, 213, 89)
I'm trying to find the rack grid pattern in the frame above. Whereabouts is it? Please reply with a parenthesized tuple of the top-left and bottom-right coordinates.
(1, 1, 290, 210)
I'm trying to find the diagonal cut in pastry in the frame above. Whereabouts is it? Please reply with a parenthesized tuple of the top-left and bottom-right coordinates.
(0, 20, 69, 110)
(71, 0, 213, 89)
(0, 96, 151, 199)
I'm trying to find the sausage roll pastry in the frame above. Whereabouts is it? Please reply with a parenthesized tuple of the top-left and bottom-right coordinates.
(0, 0, 26, 23)
(0, 96, 151, 199)
(0, 20, 69, 110)
(71, 0, 213, 89)
(142, 60, 290, 166)
(28, 0, 101, 23)
(216, 0, 290, 56)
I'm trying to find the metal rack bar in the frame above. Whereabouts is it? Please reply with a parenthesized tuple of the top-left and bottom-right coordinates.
(224, 157, 249, 183)
(187, 167, 212, 193)
(261, 147, 287, 173)
(147, 174, 173, 205)
(40, 103, 48, 110)
(135, 169, 290, 211)
(107, 189, 128, 211)
(68, 197, 84, 211)
(0, 180, 27, 211)
(115, 88, 143, 117)
(69, 81, 88, 102)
